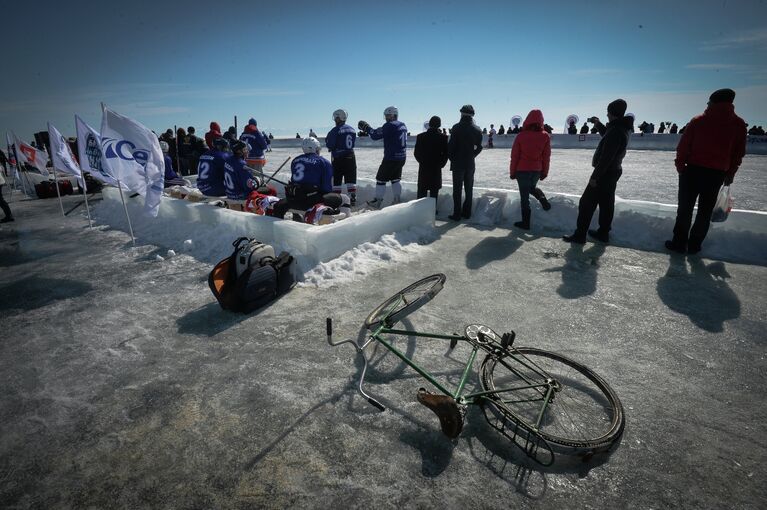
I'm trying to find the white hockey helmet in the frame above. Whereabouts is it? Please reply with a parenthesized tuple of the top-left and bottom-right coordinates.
(384, 106, 398, 120)
(332, 109, 348, 122)
(302, 137, 321, 154)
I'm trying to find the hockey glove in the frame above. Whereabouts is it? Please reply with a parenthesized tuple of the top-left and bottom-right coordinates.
(358, 120, 371, 134)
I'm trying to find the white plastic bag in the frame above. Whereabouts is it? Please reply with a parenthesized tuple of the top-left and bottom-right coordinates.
(711, 185, 733, 223)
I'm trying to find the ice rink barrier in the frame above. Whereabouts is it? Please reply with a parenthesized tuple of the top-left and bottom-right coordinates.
(100, 187, 435, 267)
(269, 134, 767, 154)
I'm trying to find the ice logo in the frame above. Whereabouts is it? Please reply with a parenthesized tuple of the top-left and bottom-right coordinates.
(102, 137, 150, 167)
(85, 134, 103, 172)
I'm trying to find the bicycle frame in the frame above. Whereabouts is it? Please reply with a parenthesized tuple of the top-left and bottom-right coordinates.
(327, 317, 559, 433)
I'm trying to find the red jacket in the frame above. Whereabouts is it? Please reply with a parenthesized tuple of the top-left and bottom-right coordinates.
(675, 103, 747, 179)
(510, 109, 551, 179)
(205, 121, 222, 149)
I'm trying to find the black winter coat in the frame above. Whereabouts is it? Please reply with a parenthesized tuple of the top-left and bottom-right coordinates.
(448, 117, 483, 171)
(414, 128, 449, 189)
(591, 115, 634, 181)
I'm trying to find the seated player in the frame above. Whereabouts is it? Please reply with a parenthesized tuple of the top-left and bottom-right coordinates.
(196, 138, 230, 197)
(271, 137, 342, 219)
(224, 141, 260, 206)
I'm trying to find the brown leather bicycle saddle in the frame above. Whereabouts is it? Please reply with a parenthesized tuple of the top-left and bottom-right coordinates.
(417, 388, 465, 439)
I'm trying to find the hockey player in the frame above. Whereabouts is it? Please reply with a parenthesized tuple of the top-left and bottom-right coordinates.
(224, 141, 259, 202)
(325, 109, 358, 205)
(358, 106, 407, 208)
(271, 137, 342, 219)
(239, 118, 268, 176)
(196, 138, 230, 197)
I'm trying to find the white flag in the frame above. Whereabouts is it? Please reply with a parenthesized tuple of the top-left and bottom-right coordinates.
(75, 115, 120, 188)
(13, 132, 50, 175)
(48, 122, 83, 186)
(100, 106, 164, 217)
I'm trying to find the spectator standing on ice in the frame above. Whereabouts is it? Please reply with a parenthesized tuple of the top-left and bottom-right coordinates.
(498, 125, 506, 135)
(271, 137, 341, 219)
(414, 115, 449, 208)
(224, 141, 259, 202)
(205, 122, 222, 149)
(358, 106, 408, 208)
(665, 88, 746, 254)
(187, 127, 205, 175)
(509, 109, 552, 230)
(325, 109, 358, 205)
(567, 120, 577, 134)
(223, 126, 237, 146)
(196, 138, 230, 197)
(658, 122, 666, 134)
(176, 127, 192, 175)
(488, 124, 496, 148)
(580, 122, 589, 134)
(563, 99, 633, 244)
(669, 123, 679, 134)
(309, 128, 317, 138)
(447, 104, 483, 221)
(0, 162, 14, 223)
(239, 118, 268, 177)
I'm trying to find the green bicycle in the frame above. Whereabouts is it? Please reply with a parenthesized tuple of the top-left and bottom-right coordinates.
(326, 273, 625, 465)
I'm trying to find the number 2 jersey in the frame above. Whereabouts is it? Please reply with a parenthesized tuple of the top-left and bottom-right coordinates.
(290, 153, 333, 194)
(325, 123, 357, 158)
(369, 120, 407, 161)
(196, 149, 228, 196)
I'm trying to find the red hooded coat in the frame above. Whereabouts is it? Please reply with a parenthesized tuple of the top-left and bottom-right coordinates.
(509, 110, 551, 179)
(205, 121, 222, 149)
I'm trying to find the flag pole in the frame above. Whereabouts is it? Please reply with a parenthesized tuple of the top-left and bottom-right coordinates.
(80, 176, 93, 229)
(52, 169, 65, 217)
(116, 178, 136, 246)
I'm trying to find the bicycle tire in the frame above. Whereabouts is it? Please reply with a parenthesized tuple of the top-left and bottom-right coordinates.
(364, 274, 446, 329)
(480, 347, 624, 453)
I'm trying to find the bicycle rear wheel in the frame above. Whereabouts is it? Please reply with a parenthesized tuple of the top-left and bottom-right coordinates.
(480, 347, 624, 453)
(364, 274, 446, 329)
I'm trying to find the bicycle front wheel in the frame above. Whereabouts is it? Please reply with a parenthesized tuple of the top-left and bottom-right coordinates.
(480, 348, 624, 453)
(364, 274, 446, 329)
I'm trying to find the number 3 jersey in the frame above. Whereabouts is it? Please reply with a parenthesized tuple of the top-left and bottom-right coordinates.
(196, 149, 228, 196)
(290, 153, 334, 194)
(369, 120, 407, 161)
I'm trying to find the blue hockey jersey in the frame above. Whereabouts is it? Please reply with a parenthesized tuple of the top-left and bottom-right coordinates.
(224, 156, 257, 199)
(290, 153, 333, 193)
(369, 120, 407, 161)
(239, 128, 268, 159)
(325, 123, 356, 158)
(196, 149, 228, 196)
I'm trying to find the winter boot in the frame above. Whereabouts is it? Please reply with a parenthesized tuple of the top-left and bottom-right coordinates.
(514, 208, 531, 230)
(532, 187, 551, 211)
(349, 192, 357, 207)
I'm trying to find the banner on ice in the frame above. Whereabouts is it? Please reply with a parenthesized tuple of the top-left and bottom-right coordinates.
(100, 106, 164, 217)
(75, 115, 120, 188)
(13, 132, 50, 175)
(47, 122, 83, 186)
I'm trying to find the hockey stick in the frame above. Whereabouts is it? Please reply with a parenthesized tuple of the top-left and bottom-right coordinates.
(263, 156, 291, 185)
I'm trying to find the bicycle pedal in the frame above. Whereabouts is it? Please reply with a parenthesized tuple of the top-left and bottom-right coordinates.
(501, 331, 515, 349)
(416, 388, 464, 439)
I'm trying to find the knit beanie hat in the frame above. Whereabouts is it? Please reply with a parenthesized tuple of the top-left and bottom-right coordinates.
(460, 104, 475, 117)
(709, 88, 735, 104)
(248, 118, 257, 126)
(607, 99, 627, 117)
(429, 116, 441, 128)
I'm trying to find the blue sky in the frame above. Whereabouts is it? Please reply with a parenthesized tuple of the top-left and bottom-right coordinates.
(2, 0, 766, 141)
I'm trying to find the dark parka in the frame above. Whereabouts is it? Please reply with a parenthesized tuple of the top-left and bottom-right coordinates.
(414, 128, 449, 190)
(590, 115, 634, 182)
(448, 116, 483, 171)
